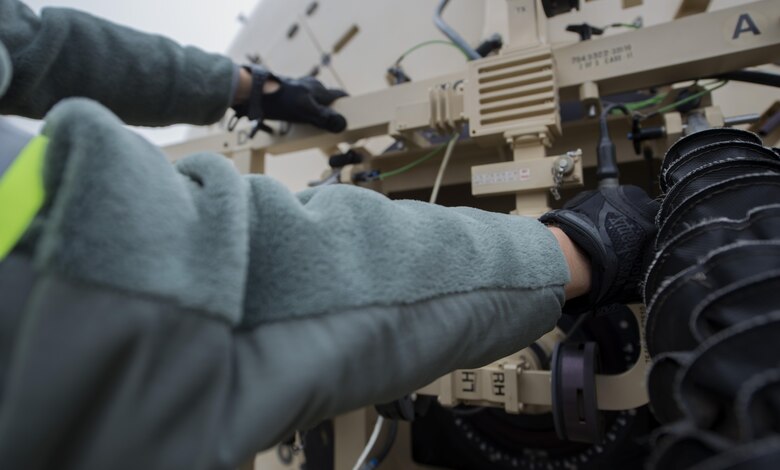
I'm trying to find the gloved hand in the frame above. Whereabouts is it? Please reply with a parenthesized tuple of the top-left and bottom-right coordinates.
(230, 64, 348, 137)
(539, 185, 659, 313)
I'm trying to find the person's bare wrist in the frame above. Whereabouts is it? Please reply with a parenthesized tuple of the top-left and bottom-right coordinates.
(232, 67, 252, 105)
(548, 226, 592, 300)
(232, 67, 281, 106)
(262, 77, 280, 94)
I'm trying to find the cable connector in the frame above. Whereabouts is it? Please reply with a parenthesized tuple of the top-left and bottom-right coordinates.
(566, 23, 604, 41)
(597, 104, 631, 188)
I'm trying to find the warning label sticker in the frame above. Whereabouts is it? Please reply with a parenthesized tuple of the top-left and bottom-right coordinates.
(473, 168, 531, 187)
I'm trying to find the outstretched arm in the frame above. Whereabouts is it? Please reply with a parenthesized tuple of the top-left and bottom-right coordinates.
(0, 0, 234, 126)
(0, 99, 571, 469)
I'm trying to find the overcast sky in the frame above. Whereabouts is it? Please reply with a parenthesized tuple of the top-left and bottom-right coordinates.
(12, 0, 258, 144)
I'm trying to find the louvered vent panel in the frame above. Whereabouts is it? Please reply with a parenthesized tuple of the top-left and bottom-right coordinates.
(466, 48, 559, 139)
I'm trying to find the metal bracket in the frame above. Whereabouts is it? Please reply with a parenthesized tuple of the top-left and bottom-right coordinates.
(429, 82, 465, 135)
(419, 304, 650, 412)
(390, 79, 466, 145)
(471, 149, 582, 197)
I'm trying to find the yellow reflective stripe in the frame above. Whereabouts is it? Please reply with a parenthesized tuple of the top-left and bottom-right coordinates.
(0, 135, 48, 260)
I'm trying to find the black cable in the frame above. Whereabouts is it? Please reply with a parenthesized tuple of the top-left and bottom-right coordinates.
(642, 146, 656, 194)
(597, 103, 631, 187)
(709, 70, 780, 88)
(370, 418, 398, 469)
(600, 103, 631, 133)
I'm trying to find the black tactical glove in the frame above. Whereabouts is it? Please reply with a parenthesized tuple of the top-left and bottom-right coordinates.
(230, 65, 348, 137)
(540, 185, 659, 313)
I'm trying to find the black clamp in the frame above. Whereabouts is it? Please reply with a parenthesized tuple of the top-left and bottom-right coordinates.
(551, 341, 604, 443)
(565, 23, 604, 41)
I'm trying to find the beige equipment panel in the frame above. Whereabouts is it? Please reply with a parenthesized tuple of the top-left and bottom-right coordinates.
(166, 0, 780, 468)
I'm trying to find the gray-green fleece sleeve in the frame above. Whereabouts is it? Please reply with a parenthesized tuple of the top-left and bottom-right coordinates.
(0, 99, 569, 470)
(0, 0, 235, 125)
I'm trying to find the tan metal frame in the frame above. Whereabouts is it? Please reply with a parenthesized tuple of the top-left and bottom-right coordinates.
(165, 0, 779, 414)
(167, 2, 780, 466)
(419, 304, 649, 412)
(165, 0, 780, 162)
